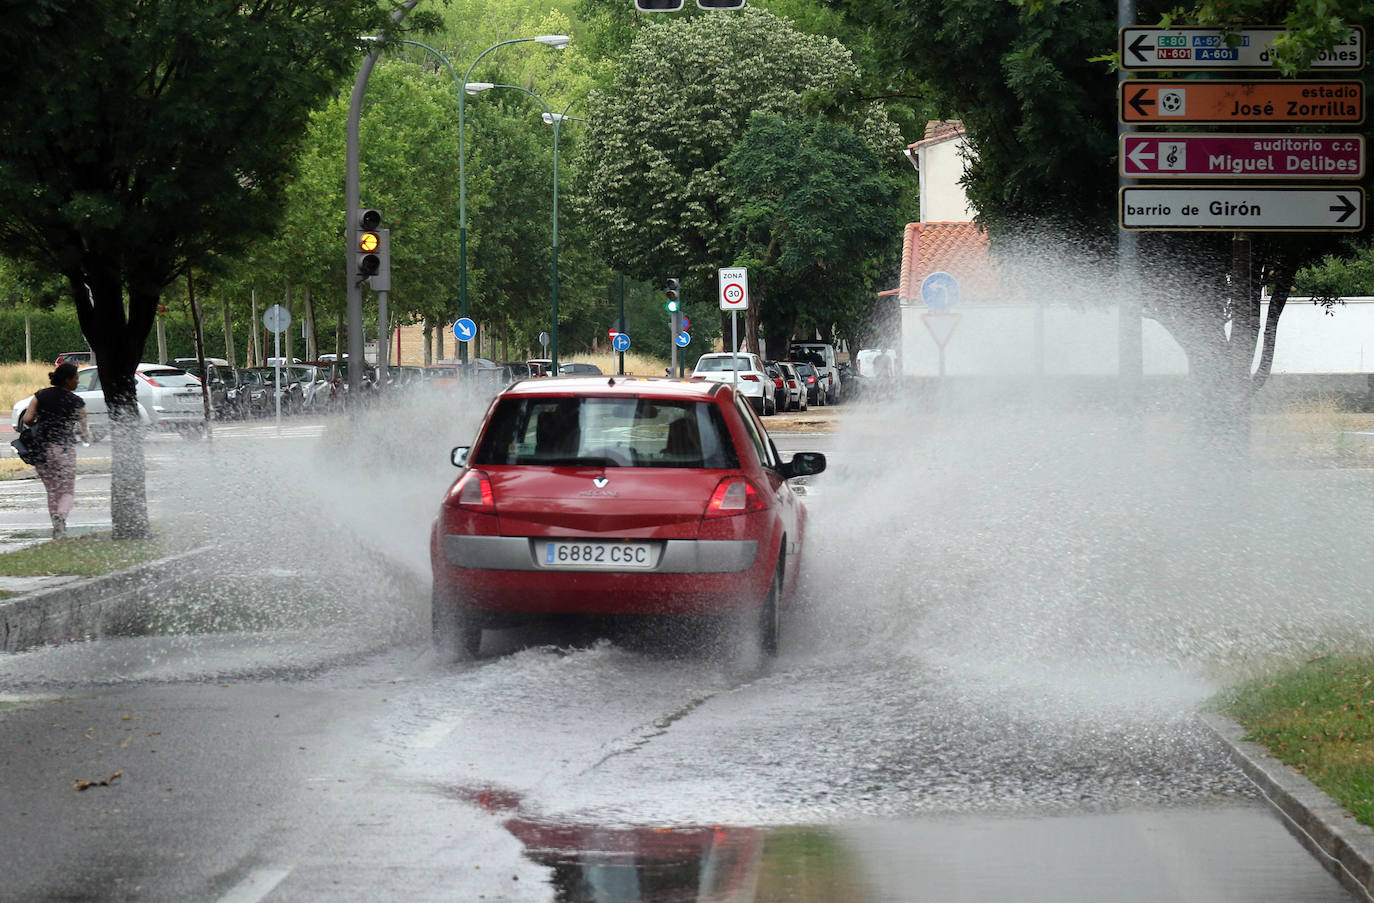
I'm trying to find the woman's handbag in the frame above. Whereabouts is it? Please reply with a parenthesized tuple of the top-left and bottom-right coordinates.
(11, 424, 45, 466)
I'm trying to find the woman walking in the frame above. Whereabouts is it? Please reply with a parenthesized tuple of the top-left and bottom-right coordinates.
(22, 362, 91, 539)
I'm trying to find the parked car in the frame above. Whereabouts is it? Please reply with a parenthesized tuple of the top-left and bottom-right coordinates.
(246, 366, 303, 415)
(691, 352, 775, 415)
(790, 341, 841, 404)
(54, 351, 95, 367)
(430, 375, 827, 659)
(290, 364, 333, 411)
(527, 358, 553, 377)
(12, 363, 207, 439)
(791, 361, 824, 407)
(558, 361, 603, 376)
(763, 361, 787, 414)
(179, 361, 236, 419)
(776, 361, 807, 412)
(228, 367, 275, 418)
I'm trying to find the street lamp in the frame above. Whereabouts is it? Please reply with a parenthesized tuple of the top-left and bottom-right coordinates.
(456, 36, 569, 365)
(474, 85, 583, 374)
(397, 35, 570, 364)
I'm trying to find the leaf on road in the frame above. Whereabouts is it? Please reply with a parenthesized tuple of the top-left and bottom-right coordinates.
(74, 770, 122, 791)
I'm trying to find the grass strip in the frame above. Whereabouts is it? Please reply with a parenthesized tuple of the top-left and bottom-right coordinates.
(0, 532, 165, 577)
(1218, 655, 1374, 827)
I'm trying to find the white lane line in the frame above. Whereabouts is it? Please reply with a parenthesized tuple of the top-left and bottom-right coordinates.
(215, 866, 293, 903)
(411, 712, 466, 749)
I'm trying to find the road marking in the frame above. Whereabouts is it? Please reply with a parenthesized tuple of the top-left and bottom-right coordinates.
(215, 867, 293, 903)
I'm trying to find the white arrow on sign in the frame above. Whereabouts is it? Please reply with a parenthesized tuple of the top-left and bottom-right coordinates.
(1121, 186, 1365, 231)
(1127, 142, 1155, 169)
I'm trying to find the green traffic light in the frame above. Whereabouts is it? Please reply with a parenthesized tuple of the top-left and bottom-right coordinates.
(666, 300, 678, 312)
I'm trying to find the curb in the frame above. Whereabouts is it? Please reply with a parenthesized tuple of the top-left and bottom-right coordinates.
(1202, 712, 1374, 902)
(0, 547, 209, 653)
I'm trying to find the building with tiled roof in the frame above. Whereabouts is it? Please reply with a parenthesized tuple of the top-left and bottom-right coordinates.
(896, 121, 1009, 306)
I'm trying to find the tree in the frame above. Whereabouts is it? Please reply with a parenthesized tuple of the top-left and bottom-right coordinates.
(577, 7, 901, 353)
(724, 114, 903, 356)
(826, 0, 1374, 411)
(0, 0, 439, 538)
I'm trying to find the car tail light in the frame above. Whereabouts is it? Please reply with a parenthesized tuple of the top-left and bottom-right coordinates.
(446, 469, 496, 513)
(140, 373, 161, 387)
(772, 377, 783, 388)
(740, 373, 759, 382)
(704, 477, 768, 518)
(806, 375, 816, 384)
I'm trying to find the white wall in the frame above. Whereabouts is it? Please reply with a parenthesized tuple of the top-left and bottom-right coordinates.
(900, 297, 1374, 378)
(918, 137, 977, 222)
(1254, 297, 1374, 374)
(900, 304, 1189, 377)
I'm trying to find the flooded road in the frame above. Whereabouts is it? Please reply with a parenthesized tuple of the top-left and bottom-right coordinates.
(0, 396, 1371, 900)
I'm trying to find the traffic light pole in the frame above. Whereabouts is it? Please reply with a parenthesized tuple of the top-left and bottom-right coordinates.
(346, 2, 416, 401)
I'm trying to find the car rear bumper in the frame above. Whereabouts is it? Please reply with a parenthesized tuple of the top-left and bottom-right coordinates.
(435, 536, 770, 616)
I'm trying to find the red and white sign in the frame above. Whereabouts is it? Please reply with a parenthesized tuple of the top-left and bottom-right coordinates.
(922, 313, 961, 349)
(718, 267, 750, 311)
(1121, 133, 1364, 179)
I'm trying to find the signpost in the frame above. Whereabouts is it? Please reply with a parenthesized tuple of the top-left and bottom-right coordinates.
(1121, 186, 1364, 231)
(1121, 134, 1364, 178)
(613, 333, 631, 353)
(263, 304, 291, 432)
(719, 267, 749, 391)
(1119, 26, 1364, 71)
(453, 317, 477, 344)
(1120, 80, 1364, 124)
(919, 272, 960, 378)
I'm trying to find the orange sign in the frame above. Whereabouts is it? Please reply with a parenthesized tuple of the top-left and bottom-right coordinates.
(1120, 80, 1364, 124)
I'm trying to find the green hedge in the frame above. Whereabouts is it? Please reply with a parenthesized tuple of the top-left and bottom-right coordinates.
(0, 309, 340, 366)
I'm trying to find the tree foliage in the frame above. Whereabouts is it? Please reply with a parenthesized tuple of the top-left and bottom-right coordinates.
(724, 114, 903, 353)
(577, 7, 901, 349)
(0, 0, 440, 537)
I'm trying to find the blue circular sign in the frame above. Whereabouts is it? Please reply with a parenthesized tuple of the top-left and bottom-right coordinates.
(920, 272, 960, 312)
(675, 331, 690, 348)
(452, 317, 477, 342)
(612, 333, 631, 353)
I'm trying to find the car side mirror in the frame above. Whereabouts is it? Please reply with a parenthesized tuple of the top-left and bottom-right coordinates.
(779, 451, 825, 480)
(451, 446, 470, 468)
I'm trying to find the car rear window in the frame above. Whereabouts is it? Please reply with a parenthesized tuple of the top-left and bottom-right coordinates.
(141, 369, 200, 387)
(474, 396, 739, 469)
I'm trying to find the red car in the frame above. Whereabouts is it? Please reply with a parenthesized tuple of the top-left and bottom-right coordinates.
(430, 376, 826, 659)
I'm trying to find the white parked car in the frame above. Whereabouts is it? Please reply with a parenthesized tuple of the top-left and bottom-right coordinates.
(11, 363, 207, 440)
(691, 352, 775, 415)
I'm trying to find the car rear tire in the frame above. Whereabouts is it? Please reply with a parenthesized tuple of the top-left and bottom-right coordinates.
(432, 585, 481, 661)
(759, 561, 781, 658)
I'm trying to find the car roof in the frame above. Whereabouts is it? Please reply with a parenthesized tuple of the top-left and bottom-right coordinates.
(500, 375, 725, 401)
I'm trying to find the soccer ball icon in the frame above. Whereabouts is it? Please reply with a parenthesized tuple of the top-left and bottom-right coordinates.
(1159, 90, 1185, 115)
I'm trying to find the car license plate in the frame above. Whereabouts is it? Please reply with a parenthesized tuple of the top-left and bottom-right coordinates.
(541, 541, 656, 569)
(177, 394, 200, 406)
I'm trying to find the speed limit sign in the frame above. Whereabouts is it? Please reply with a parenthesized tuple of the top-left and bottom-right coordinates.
(718, 267, 749, 311)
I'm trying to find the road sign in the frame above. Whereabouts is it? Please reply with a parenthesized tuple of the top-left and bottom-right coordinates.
(612, 333, 631, 353)
(675, 332, 690, 347)
(920, 271, 960, 312)
(452, 317, 477, 343)
(262, 304, 290, 334)
(1119, 26, 1365, 71)
(538, 331, 550, 349)
(1120, 81, 1364, 124)
(1120, 186, 1365, 231)
(1121, 133, 1364, 179)
(921, 313, 961, 350)
(718, 267, 749, 311)
(681, 315, 690, 330)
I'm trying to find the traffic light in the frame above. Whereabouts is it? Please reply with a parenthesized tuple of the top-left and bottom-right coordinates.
(635, 0, 684, 10)
(355, 209, 391, 290)
(665, 278, 679, 313)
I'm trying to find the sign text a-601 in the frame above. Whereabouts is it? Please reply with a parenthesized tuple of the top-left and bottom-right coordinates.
(1119, 26, 1364, 71)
